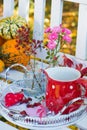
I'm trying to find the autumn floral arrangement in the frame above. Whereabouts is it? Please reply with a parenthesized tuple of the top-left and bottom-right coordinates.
(5, 25, 73, 89)
(13, 24, 73, 90)
(15, 24, 72, 67)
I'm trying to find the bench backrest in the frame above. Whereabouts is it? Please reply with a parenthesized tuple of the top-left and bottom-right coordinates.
(1, 0, 87, 60)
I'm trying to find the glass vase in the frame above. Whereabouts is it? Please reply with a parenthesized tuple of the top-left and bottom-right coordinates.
(23, 59, 46, 97)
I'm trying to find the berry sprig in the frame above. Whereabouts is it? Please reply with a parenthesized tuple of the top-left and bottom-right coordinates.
(20, 97, 32, 104)
(15, 26, 43, 56)
(27, 102, 41, 108)
(20, 110, 27, 116)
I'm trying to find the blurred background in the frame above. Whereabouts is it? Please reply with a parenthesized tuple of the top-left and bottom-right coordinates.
(0, 0, 79, 56)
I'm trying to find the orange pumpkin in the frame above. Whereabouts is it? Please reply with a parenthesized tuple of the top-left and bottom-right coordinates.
(0, 59, 5, 72)
(0, 39, 30, 67)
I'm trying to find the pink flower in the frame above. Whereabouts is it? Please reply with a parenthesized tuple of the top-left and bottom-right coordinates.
(63, 35, 72, 43)
(44, 27, 51, 33)
(44, 24, 72, 66)
(48, 32, 58, 40)
(52, 26, 61, 33)
(47, 40, 57, 50)
(62, 28, 72, 35)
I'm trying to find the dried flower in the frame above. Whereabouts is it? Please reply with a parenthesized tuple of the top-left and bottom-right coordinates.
(15, 26, 42, 57)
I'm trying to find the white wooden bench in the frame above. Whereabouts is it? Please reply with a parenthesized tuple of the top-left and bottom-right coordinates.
(0, 121, 18, 130)
(0, 0, 87, 130)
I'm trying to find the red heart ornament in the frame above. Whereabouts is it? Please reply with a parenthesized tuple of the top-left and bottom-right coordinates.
(4, 92, 24, 107)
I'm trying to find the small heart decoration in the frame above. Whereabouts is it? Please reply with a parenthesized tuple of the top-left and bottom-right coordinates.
(4, 92, 24, 107)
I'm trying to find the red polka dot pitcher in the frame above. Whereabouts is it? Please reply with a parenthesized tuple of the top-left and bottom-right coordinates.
(43, 66, 87, 114)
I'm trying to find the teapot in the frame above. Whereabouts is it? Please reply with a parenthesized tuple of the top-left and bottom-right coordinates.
(43, 66, 87, 114)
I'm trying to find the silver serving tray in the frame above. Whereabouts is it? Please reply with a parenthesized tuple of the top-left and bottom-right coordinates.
(0, 83, 87, 129)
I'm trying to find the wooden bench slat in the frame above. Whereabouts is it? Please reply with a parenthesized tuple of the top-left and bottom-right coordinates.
(0, 121, 18, 130)
(18, 0, 30, 21)
(3, 0, 14, 17)
(33, 0, 46, 40)
(76, 4, 87, 60)
(65, 0, 87, 4)
(50, 0, 63, 27)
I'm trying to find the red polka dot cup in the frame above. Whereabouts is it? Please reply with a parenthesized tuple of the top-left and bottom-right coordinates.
(43, 66, 87, 114)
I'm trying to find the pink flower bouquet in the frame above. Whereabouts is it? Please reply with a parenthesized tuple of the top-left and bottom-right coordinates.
(44, 24, 72, 66)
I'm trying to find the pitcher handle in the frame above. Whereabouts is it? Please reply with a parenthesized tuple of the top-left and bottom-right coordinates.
(55, 96, 86, 117)
(5, 63, 28, 81)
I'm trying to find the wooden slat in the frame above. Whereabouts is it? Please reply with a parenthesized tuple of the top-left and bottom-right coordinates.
(64, 0, 87, 4)
(33, 0, 46, 59)
(76, 4, 87, 60)
(76, 115, 87, 130)
(33, 0, 46, 40)
(0, 121, 18, 130)
(3, 0, 14, 17)
(50, 0, 63, 27)
(18, 0, 30, 21)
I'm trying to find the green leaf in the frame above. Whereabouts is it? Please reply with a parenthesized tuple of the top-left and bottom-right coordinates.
(46, 56, 50, 59)
(47, 51, 50, 55)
